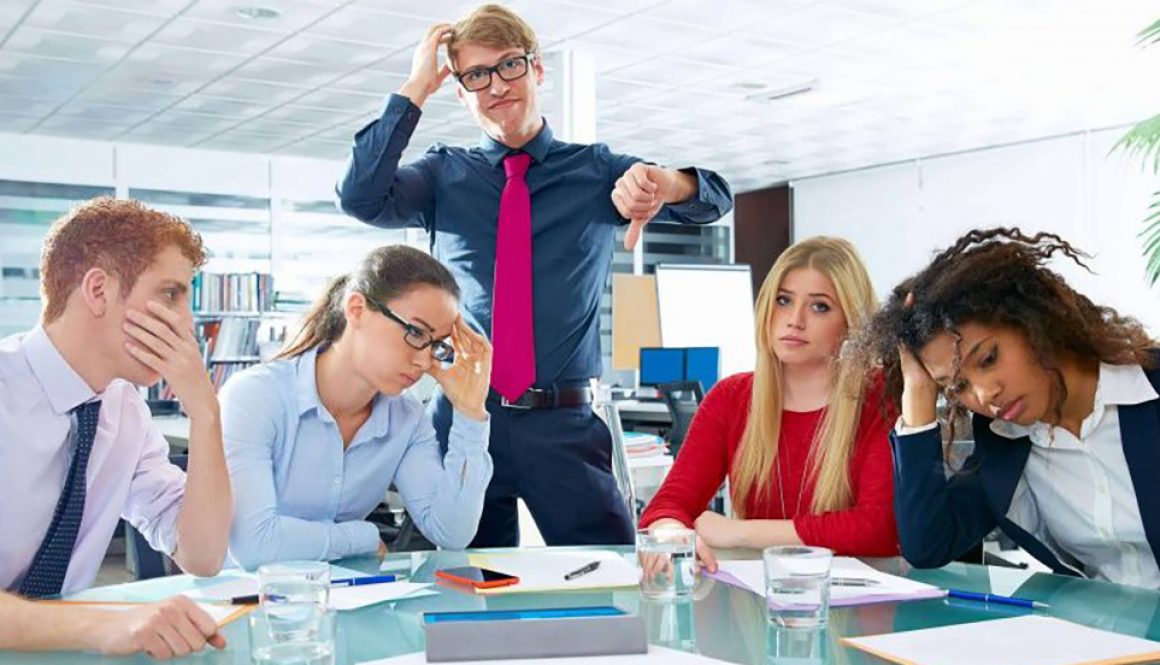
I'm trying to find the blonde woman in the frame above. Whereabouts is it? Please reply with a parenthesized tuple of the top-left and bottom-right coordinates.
(639, 237, 898, 568)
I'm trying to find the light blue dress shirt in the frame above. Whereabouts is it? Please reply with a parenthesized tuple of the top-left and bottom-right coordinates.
(220, 346, 492, 569)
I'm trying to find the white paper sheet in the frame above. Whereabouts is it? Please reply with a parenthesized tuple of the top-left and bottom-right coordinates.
(358, 645, 732, 664)
(182, 573, 434, 610)
(80, 601, 248, 626)
(328, 582, 435, 610)
(843, 615, 1160, 665)
(465, 550, 639, 594)
(715, 557, 942, 605)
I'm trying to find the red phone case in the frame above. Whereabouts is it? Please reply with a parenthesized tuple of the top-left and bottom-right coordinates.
(435, 568, 520, 589)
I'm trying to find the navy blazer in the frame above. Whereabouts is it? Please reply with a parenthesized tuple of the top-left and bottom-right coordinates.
(891, 364, 1160, 577)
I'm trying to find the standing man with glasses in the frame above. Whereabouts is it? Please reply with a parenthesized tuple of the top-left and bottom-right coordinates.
(337, 4, 733, 547)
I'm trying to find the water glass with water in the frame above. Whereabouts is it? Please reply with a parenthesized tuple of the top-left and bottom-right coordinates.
(258, 561, 331, 641)
(763, 546, 833, 628)
(249, 606, 336, 665)
(637, 527, 696, 600)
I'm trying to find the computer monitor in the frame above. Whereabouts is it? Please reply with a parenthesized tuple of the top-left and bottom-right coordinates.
(638, 348, 685, 387)
(638, 346, 720, 391)
(684, 347, 720, 391)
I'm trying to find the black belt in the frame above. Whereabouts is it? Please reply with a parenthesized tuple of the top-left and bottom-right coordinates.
(488, 386, 593, 409)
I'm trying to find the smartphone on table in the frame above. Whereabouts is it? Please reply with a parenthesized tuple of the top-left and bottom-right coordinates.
(435, 566, 520, 589)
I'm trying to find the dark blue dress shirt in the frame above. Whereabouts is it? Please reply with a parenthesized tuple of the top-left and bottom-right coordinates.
(337, 93, 734, 385)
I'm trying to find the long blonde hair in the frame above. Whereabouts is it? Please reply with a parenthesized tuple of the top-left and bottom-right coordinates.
(730, 237, 877, 517)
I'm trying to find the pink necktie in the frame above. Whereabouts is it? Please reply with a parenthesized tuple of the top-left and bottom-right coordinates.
(490, 152, 536, 401)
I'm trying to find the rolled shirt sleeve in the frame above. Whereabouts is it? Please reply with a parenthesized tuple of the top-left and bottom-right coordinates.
(121, 398, 186, 557)
(395, 409, 493, 551)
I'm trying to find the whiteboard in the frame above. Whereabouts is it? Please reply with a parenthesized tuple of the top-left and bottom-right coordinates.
(655, 264, 756, 379)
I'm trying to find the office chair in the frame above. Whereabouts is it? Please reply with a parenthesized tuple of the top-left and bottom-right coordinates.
(656, 380, 705, 458)
(125, 454, 187, 580)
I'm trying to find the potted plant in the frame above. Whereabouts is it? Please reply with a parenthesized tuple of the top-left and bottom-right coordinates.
(1113, 18, 1160, 284)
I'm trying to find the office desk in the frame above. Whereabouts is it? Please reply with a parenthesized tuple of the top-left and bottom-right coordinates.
(16, 547, 1160, 664)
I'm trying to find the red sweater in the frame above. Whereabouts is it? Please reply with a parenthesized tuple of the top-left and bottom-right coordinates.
(639, 372, 899, 557)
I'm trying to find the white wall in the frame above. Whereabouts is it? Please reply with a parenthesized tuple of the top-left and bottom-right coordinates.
(792, 127, 1160, 335)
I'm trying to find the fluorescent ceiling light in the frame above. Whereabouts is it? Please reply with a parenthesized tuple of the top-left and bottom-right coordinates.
(745, 79, 818, 102)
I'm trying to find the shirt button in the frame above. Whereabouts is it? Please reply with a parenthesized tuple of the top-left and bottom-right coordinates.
(333, 476, 342, 485)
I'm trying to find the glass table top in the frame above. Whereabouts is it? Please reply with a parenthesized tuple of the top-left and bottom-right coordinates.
(10, 546, 1160, 664)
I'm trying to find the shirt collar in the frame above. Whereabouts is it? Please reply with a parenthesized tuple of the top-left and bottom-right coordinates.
(294, 346, 326, 419)
(293, 345, 393, 443)
(22, 326, 96, 415)
(478, 119, 554, 168)
(989, 363, 1158, 442)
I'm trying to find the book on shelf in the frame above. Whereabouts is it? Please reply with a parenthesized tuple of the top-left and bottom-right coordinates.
(192, 272, 273, 313)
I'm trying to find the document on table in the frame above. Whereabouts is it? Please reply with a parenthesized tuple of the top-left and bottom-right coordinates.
(465, 550, 639, 595)
(710, 557, 944, 606)
(49, 601, 250, 626)
(358, 645, 733, 664)
(181, 572, 435, 610)
(842, 615, 1160, 665)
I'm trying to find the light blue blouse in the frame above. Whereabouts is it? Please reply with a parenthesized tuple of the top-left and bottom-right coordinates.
(220, 346, 492, 569)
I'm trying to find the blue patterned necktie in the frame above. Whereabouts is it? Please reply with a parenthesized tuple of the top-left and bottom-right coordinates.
(18, 400, 102, 598)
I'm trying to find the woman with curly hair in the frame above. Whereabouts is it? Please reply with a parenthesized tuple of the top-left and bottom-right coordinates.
(854, 227, 1160, 586)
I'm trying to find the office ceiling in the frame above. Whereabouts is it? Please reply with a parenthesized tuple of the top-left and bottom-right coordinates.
(1, 0, 1158, 193)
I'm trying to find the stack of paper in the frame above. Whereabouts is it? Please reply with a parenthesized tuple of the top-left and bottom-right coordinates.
(624, 432, 669, 459)
(843, 615, 1160, 665)
(465, 550, 639, 595)
(710, 557, 944, 607)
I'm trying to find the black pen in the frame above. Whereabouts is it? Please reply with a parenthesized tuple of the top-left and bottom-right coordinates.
(564, 561, 601, 581)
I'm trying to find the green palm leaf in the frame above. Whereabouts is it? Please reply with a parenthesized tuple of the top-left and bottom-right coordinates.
(1139, 17, 1160, 45)
(1117, 17, 1160, 286)
(1145, 190, 1160, 285)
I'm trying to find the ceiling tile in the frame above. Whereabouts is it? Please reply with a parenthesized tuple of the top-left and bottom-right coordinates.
(263, 103, 355, 125)
(35, 114, 128, 140)
(352, 0, 487, 21)
(605, 57, 731, 88)
(230, 56, 349, 87)
(329, 67, 408, 95)
(0, 111, 39, 132)
(304, 7, 431, 47)
(232, 115, 319, 136)
(54, 100, 155, 125)
(574, 16, 713, 58)
(265, 34, 389, 67)
(151, 18, 288, 55)
(197, 130, 292, 152)
(277, 137, 350, 159)
(182, 0, 343, 32)
(0, 1, 38, 31)
(76, 83, 185, 110)
(172, 95, 271, 118)
(742, 4, 896, 50)
(0, 94, 58, 116)
(293, 87, 383, 112)
(137, 110, 251, 135)
(3, 28, 133, 62)
(649, 0, 808, 31)
(0, 52, 105, 90)
(23, 2, 169, 42)
(199, 77, 314, 103)
(504, 1, 623, 43)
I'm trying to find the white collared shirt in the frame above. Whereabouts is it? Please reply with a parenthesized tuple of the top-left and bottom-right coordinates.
(899, 363, 1159, 586)
(0, 327, 186, 595)
(989, 363, 1160, 587)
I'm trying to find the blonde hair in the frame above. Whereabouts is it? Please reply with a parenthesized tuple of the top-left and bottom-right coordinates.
(448, 4, 539, 68)
(730, 237, 877, 517)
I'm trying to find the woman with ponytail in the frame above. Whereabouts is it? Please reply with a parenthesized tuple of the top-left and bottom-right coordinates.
(639, 237, 898, 571)
(221, 246, 493, 568)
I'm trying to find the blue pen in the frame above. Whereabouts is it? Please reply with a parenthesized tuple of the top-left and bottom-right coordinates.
(331, 574, 397, 588)
(947, 589, 1050, 610)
